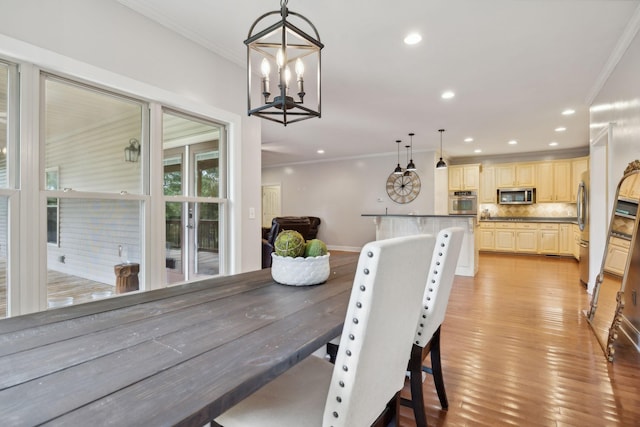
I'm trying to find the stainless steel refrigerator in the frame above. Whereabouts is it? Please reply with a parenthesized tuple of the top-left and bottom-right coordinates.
(577, 171, 589, 285)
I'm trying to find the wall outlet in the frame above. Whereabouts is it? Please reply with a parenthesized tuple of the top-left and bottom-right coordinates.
(249, 207, 256, 219)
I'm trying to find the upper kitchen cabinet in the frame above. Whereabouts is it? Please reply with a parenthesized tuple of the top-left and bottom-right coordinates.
(571, 157, 589, 201)
(479, 166, 496, 203)
(449, 164, 480, 191)
(536, 160, 572, 202)
(495, 163, 535, 188)
(619, 173, 640, 200)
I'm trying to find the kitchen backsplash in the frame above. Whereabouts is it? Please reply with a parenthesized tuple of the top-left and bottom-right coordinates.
(479, 203, 577, 218)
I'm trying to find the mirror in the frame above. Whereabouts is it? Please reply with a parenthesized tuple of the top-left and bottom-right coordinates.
(587, 160, 640, 362)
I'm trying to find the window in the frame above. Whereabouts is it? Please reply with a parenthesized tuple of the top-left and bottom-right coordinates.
(43, 75, 147, 306)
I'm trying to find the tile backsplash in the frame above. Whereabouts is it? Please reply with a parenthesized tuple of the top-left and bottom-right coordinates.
(479, 203, 577, 218)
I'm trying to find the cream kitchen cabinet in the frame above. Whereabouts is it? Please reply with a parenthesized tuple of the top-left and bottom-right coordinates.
(536, 160, 572, 202)
(494, 222, 516, 252)
(558, 223, 572, 255)
(571, 157, 589, 201)
(538, 223, 560, 254)
(495, 163, 535, 188)
(573, 224, 581, 260)
(619, 173, 640, 200)
(479, 166, 496, 203)
(516, 222, 538, 253)
(478, 222, 495, 250)
(449, 164, 480, 191)
(604, 236, 631, 276)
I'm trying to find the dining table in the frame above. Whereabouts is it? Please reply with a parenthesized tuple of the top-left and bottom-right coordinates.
(0, 251, 360, 426)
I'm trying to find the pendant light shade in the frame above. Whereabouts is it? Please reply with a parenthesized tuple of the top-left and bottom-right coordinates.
(244, 0, 323, 126)
(393, 140, 403, 174)
(406, 132, 416, 171)
(436, 129, 447, 169)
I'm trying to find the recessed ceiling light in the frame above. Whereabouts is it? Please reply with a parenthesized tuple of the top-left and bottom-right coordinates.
(316, 149, 325, 154)
(549, 142, 559, 147)
(404, 33, 422, 45)
(441, 91, 455, 99)
(474, 149, 482, 153)
(508, 140, 518, 145)
(555, 127, 566, 132)
(562, 109, 575, 115)
(464, 137, 474, 143)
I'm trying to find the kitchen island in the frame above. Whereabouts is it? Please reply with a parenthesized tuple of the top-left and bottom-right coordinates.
(362, 214, 478, 276)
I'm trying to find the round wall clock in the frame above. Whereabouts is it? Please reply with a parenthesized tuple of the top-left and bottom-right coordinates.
(386, 171, 421, 204)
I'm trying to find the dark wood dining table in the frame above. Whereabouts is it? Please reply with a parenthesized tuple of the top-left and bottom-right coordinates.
(0, 251, 359, 426)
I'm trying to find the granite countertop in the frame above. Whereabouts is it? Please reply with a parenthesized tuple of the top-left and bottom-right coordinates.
(361, 214, 477, 218)
(480, 216, 578, 224)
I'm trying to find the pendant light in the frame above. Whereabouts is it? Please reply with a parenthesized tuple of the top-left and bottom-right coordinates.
(406, 132, 416, 171)
(244, 0, 324, 126)
(436, 129, 447, 169)
(393, 140, 403, 174)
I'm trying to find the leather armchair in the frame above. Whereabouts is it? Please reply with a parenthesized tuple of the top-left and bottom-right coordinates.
(262, 216, 322, 268)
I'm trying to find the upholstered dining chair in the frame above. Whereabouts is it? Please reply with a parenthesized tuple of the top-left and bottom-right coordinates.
(400, 227, 464, 427)
(214, 234, 436, 427)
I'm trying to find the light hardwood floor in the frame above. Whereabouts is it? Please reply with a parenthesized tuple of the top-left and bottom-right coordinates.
(398, 252, 640, 426)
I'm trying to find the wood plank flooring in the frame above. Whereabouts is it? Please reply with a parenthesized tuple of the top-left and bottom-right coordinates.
(398, 253, 640, 427)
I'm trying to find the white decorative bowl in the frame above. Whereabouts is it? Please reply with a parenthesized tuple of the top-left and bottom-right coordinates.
(271, 253, 331, 286)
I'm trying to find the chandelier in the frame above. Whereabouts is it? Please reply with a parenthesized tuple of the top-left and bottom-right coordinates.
(244, 0, 323, 126)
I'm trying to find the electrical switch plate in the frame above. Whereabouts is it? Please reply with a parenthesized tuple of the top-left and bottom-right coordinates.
(249, 207, 256, 219)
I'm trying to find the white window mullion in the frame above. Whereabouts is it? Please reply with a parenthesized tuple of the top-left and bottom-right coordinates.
(14, 63, 44, 315)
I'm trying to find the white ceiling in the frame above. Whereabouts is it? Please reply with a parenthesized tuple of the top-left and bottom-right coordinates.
(117, 0, 640, 167)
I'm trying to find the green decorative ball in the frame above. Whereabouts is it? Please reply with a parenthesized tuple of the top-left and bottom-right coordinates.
(304, 239, 328, 257)
(274, 230, 306, 257)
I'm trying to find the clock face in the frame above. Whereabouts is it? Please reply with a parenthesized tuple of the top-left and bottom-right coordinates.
(386, 171, 421, 204)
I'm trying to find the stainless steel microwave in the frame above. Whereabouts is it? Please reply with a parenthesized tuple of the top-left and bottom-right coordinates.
(449, 191, 477, 215)
(498, 188, 535, 205)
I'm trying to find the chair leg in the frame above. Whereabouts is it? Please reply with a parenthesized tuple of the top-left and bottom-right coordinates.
(429, 327, 448, 410)
(408, 344, 428, 427)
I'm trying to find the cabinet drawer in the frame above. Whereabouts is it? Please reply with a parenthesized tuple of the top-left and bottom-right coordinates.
(538, 223, 559, 230)
(515, 222, 537, 230)
(494, 222, 516, 229)
(479, 222, 495, 229)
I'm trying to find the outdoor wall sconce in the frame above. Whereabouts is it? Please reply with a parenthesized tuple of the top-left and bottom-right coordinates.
(125, 138, 140, 163)
(245, 0, 323, 126)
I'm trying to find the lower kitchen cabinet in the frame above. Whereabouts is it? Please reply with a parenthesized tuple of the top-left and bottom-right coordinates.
(478, 222, 495, 250)
(479, 220, 577, 257)
(516, 223, 538, 253)
(539, 223, 559, 254)
(573, 224, 581, 260)
(494, 223, 516, 252)
(604, 236, 631, 276)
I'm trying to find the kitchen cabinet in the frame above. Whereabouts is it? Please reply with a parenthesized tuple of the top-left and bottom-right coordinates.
(604, 236, 631, 276)
(571, 157, 589, 201)
(572, 224, 581, 260)
(559, 224, 572, 255)
(539, 223, 560, 254)
(449, 164, 480, 191)
(495, 163, 535, 188)
(536, 160, 572, 202)
(479, 166, 496, 203)
(478, 222, 495, 250)
(516, 223, 538, 253)
(619, 173, 640, 200)
(494, 222, 516, 252)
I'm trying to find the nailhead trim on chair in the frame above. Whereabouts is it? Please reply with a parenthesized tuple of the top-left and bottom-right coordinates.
(414, 232, 450, 346)
(329, 252, 374, 424)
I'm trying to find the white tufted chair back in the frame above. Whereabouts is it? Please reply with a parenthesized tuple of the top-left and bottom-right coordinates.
(322, 234, 436, 427)
(413, 227, 464, 348)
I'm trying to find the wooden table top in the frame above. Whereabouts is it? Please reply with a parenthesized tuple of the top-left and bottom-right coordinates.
(0, 252, 359, 426)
